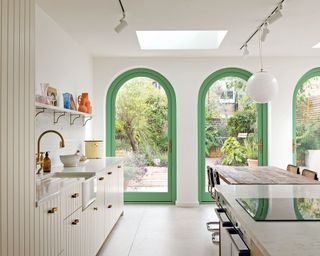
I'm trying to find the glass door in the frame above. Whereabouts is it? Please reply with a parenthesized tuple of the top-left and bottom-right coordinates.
(106, 68, 176, 202)
(293, 71, 320, 169)
(198, 68, 268, 202)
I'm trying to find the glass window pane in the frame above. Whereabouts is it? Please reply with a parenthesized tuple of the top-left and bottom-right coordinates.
(115, 77, 168, 192)
(296, 76, 320, 169)
(205, 77, 258, 191)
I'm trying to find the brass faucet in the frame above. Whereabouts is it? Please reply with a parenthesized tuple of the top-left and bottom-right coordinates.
(36, 130, 65, 174)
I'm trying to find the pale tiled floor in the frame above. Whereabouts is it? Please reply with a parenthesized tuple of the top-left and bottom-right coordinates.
(98, 204, 219, 256)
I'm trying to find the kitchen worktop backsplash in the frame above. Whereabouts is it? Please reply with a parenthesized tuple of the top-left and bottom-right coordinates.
(35, 111, 91, 167)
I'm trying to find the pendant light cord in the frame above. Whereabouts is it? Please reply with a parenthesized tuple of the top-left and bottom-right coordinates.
(259, 29, 264, 72)
(118, 0, 126, 18)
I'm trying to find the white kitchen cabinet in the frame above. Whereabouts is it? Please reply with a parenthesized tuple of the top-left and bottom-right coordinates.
(104, 170, 115, 235)
(63, 207, 83, 256)
(116, 164, 124, 217)
(36, 161, 124, 256)
(61, 182, 82, 219)
(93, 174, 107, 254)
(35, 195, 63, 256)
(104, 165, 123, 234)
(81, 203, 96, 256)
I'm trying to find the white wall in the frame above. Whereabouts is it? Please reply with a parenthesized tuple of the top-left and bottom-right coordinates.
(35, 5, 93, 167)
(92, 57, 320, 205)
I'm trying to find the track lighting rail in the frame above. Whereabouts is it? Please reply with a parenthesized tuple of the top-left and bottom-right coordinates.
(240, 0, 285, 50)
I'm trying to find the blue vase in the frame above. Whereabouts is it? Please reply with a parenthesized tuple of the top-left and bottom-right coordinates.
(63, 93, 71, 109)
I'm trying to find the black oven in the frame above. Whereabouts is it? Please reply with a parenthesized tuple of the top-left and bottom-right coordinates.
(215, 207, 250, 256)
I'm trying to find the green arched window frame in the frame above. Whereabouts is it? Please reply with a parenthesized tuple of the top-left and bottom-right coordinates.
(198, 67, 268, 202)
(292, 67, 320, 164)
(106, 68, 177, 202)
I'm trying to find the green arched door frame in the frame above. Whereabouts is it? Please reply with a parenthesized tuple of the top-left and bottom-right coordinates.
(198, 67, 268, 202)
(106, 68, 176, 202)
(292, 67, 320, 164)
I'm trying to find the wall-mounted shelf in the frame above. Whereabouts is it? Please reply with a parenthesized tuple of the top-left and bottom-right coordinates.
(35, 102, 92, 126)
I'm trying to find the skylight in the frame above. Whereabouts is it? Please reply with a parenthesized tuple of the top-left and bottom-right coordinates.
(136, 30, 228, 50)
(313, 42, 320, 48)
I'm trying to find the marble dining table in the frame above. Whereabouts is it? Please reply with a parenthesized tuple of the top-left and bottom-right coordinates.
(213, 165, 320, 185)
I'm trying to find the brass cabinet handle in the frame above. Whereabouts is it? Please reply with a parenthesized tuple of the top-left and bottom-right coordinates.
(107, 172, 112, 175)
(72, 219, 80, 225)
(48, 207, 58, 214)
(71, 193, 80, 198)
(107, 205, 112, 209)
(93, 207, 98, 211)
(99, 177, 104, 181)
(117, 165, 121, 168)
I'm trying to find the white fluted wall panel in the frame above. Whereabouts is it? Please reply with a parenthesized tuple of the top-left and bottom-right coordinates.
(0, 0, 35, 255)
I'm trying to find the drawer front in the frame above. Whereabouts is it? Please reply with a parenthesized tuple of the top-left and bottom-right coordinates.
(63, 207, 82, 256)
(35, 195, 62, 256)
(62, 182, 82, 219)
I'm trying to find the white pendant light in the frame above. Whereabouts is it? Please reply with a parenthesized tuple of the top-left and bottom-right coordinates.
(246, 71, 278, 103)
(246, 30, 279, 103)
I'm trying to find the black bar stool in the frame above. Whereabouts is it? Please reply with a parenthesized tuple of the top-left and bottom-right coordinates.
(206, 166, 220, 244)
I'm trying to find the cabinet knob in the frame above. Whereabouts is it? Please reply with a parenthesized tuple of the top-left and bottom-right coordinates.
(117, 165, 121, 168)
(107, 172, 112, 175)
(48, 207, 58, 214)
(107, 205, 112, 209)
(93, 207, 98, 211)
(99, 177, 104, 181)
(71, 193, 80, 198)
(72, 219, 80, 225)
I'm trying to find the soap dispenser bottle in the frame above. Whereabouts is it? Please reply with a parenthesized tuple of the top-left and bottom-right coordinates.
(43, 151, 51, 173)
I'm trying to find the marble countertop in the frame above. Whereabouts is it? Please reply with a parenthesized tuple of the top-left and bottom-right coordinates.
(36, 157, 124, 206)
(216, 184, 320, 256)
(52, 157, 124, 174)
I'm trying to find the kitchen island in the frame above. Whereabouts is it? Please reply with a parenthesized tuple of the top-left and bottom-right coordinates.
(215, 184, 320, 256)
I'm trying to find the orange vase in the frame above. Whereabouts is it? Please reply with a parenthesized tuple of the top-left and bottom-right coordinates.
(78, 93, 89, 113)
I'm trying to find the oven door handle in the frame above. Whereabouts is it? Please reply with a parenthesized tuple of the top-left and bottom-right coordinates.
(214, 208, 232, 227)
(228, 229, 250, 256)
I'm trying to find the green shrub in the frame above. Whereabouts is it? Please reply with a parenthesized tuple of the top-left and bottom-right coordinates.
(227, 110, 256, 137)
(159, 153, 168, 167)
(221, 137, 246, 166)
(205, 122, 224, 157)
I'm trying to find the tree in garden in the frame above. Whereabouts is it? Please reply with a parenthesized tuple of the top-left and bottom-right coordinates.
(115, 78, 168, 155)
(116, 79, 148, 152)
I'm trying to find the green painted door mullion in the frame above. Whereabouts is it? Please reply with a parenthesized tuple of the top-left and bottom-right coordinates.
(258, 103, 268, 166)
(106, 68, 176, 203)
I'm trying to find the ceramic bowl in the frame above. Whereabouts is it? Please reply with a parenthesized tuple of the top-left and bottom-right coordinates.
(60, 154, 81, 167)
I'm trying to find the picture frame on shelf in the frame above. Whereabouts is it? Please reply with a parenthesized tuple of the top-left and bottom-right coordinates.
(47, 86, 58, 106)
(70, 94, 77, 110)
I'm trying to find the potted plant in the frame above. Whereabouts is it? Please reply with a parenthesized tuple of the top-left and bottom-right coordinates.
(244, 134, 258, 167)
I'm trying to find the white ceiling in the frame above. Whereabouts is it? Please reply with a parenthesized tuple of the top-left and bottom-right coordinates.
(37, 0, 320, 57)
